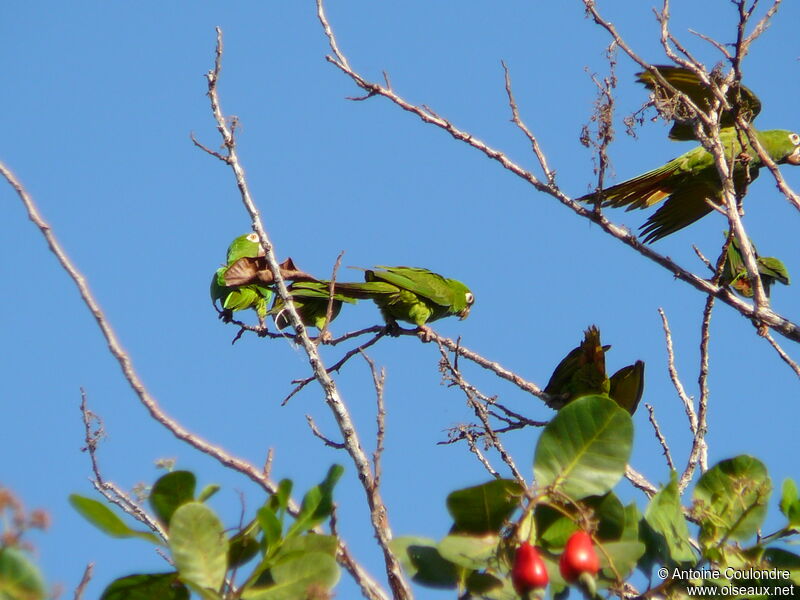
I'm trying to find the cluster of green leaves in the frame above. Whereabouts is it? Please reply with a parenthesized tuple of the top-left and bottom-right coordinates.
(391, 396, 639, 598)
(0, 489, 48, 600)
(0, 546, 47, 600)
(70, 465, 343, 600)
(391, 395, 800, 598)
(652, 457, 800, 597)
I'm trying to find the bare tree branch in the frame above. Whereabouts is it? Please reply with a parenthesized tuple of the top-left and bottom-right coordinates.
(196, 29, 410, 599)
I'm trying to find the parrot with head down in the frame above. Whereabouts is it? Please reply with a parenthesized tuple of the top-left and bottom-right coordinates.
(578, 65, 800, 243)
(210, 233, 273, 323)
(333, 266, 474, 338)
(720, 232, 790, 298)
(545, 326, 644, 415)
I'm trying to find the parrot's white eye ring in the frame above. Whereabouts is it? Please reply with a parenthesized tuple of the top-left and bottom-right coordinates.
(465, 292, 475, 305)
(246, 233, 259, 243)
(789, 133, 800, 145)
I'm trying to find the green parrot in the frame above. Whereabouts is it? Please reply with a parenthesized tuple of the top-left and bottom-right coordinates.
(270, 281, 357, 332)
(210, 233, 273, 323)
(608, 360, 645, 416)
(720, 232, 790, 298)
(545, 326, 644, 415)
(578, 66, 800, 243)
(544, 326, 610, 407)
(333, 266, 474, 336)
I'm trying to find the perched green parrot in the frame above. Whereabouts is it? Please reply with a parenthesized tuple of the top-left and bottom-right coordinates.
(579, 66, 800, 243)
(544, 326, 610, 407)
(608, 361, 645, 416)
(720, 232, 790, 298)
(545, 326, 644, 414)
(270, 281, 357, 332)
(333, 266, 474, 335)
(210, 233, 273, 323)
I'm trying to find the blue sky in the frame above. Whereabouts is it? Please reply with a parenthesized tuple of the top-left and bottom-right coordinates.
(3, 2, 800, 598)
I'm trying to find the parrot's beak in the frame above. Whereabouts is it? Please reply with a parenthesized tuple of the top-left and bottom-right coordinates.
(787, 146, 800, 165)
(458, 306, 471, 320)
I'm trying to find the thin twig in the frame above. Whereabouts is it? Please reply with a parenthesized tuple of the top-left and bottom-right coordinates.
(283, 329, 387, 405)
(658, 309, 698, 434)
(436, 340, 528, 487)
(198, 29, 409, 599)
(501, 60, 555, 184)
(359, 352, 387, 488)
(306, 415, 346, 449)
(764, 333, 800, 379)
(73, 563, 94, 600)
(646, 403, 675, 471)
(79, 391, 168, 541)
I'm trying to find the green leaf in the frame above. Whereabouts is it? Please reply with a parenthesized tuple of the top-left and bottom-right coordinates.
(0, 546, 47, 600)
(268, 480, 293, 517)
(437, 534, 499, 570)
(764, 548, 800, 585)
(168, 502, 228, 592)
(465, 571, 504, 596)
(228, 530, 260, 568)
(389, 537, 459, 589)
(276, 534, 338, 559)
(286, 465, 343, 538)
(781, 479, 800, 528)
(534, 504, 576, 548)
(644, 472, 695, 564)
(69, 494, 161, 544)
(197, 484, 221, 503)
(389, 536, 436, 577)
(694, 455, 771, 543)
(100, 572, 188, 600)
(241, 552, 339, 599)
(620, 503, 642, 542)
(150, 471, 197, 526)
(406, 545, 459, 589)
(534, 395, 632, 499)
(597, 540, 645, 581)
(446, 479, 524, 534)
(587, 493, 625, 541)
(257, 505, 283, 555)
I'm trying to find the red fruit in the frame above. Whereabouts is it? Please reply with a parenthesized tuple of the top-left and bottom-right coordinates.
(511, 541, 549, 594)
(559, 530, 600, 583)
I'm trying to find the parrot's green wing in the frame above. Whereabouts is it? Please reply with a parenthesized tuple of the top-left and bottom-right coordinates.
(270, 281, 355, 331)
(369, 267, 456, 307)
(721, 232, 790, 298)
(637, 65, 762, 141)
(757, 257, 790, 286)
(331, 280, 403, 300)
(290, 281, 358, 304)
(609, 361, 645, 415)
(637, 176, 723, 243)
(545, 326, 610, 407)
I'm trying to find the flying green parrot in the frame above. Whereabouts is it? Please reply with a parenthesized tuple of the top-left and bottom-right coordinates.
(210, 233, 273, 323)
(545, 326, 644, 414)
(270, 281, 357, 333)
(333, 266, 474, 336)
(578, 66, 800, 243)
(720, 232, 790, 298)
